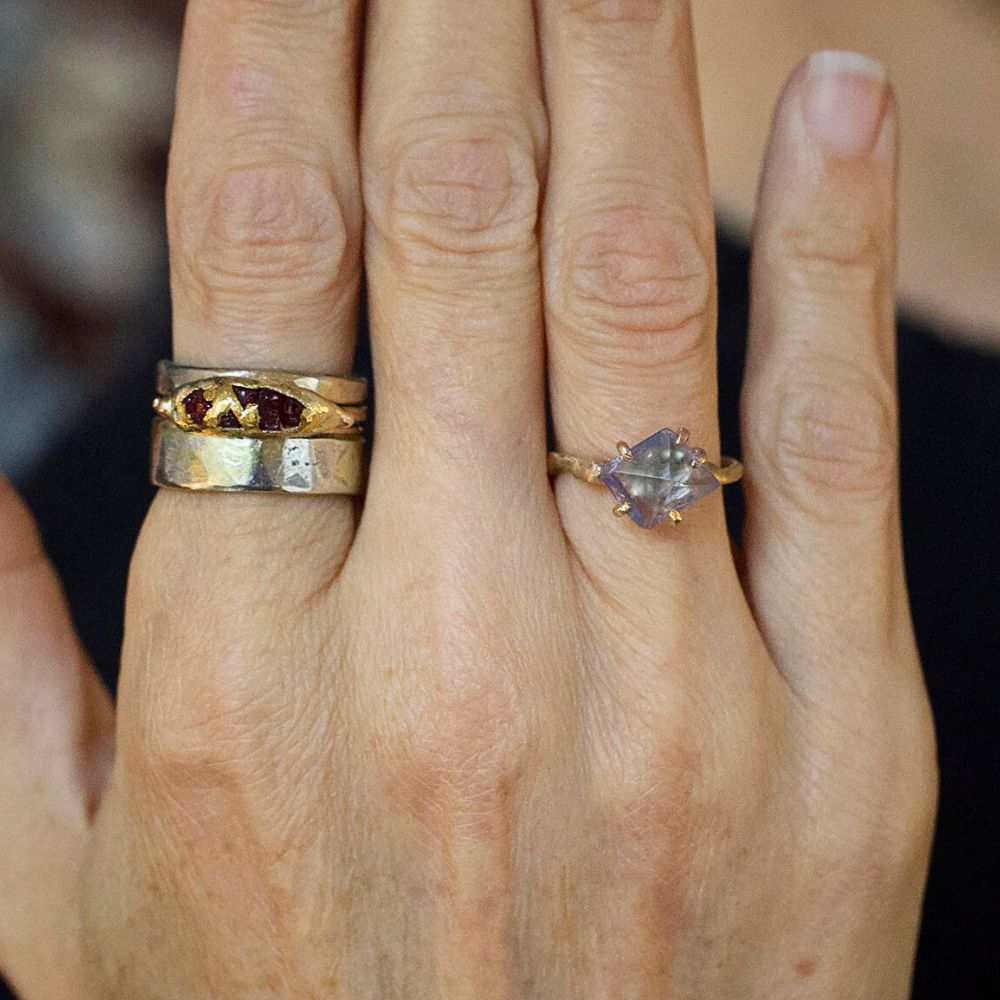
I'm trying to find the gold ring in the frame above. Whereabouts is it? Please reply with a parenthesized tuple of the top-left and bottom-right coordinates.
(153, 361, 367, 438)
(548, 427, 742, 528)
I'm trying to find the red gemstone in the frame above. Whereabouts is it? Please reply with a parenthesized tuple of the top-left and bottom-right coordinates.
(183, 389, 210, 425)
(280, 394, 304, 428)
(234, 385, 259, 406)
(257, 390, 282, 430)
(256, 389, 304, 431)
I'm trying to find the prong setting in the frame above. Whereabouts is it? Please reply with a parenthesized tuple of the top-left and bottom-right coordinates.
(565, 427, 739, 529)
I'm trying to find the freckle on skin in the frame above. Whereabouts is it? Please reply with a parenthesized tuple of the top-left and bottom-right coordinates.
(795, 958, 817, 977)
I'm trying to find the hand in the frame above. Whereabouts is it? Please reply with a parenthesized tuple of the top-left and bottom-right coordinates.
(0, 3, 937, 998)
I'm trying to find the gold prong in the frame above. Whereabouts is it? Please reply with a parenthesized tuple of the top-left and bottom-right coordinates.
(613, 502, 632, 518)
(669, 510, 684, 526)
(241, 404, 260, 431)
(676, 428, 690, 445)
(616, 441, 633, 461)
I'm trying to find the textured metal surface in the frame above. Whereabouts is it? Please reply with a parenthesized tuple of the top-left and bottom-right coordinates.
(157, 361, 368, 405)
(151, 420, 364, 494)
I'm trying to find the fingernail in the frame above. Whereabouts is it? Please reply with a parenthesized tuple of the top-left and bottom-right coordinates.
(802, 50, 889, 158)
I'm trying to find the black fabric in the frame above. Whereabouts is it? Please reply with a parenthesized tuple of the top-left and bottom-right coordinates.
(7, 232, 998, 997)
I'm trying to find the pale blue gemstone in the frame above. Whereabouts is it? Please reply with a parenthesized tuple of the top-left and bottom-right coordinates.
(598, 428, 720, 529)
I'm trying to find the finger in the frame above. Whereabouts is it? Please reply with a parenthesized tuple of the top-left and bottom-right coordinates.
(145, 0, 365, 588)
(539, 1, 727, 571)
(742, 53, 910, 695)
(168, 0, 363, 373)
(0, 478, 114, 999)
(359, 0, 548, 528)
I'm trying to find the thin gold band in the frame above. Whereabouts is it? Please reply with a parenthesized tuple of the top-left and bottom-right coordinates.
(157, 363, 367, 405)
(547, 451, 743, 486)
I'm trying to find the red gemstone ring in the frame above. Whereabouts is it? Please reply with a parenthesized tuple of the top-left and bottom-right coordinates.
(153, 362, 367, 438)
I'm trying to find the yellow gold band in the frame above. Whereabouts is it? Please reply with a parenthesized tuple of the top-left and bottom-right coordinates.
(153, 361, 367, 439)
(547, 452, 742, 486)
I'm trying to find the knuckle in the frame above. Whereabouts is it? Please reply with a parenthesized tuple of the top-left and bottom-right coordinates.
(566, 0, 672, 26)
(875, 705, 940, 868)
(171, 158, 354, 298)
(594, 741, 702, 851)
(367, 119, 540, 267)
(381, 650, 532, 841)
(201, 0, 334, 21)
(808, 682, 938, 878)
(585, 691, 714, 876)
(136, 681, 266, 792)
(837, 750, 939, 881)
(894, 765, 940, 864)
(763, 365, 897, 508)
(556, 204, 713, 365)
(770, 214, 888, 302)
(129, 652, 320, 823)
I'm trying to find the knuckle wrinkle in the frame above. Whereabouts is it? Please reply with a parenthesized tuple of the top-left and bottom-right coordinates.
(562, 204, 713, 343)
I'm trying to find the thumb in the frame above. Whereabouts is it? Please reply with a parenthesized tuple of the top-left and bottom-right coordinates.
(0, 476, 115, 1000)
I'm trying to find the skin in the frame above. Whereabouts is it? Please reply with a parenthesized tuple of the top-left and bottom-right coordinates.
(0, 2, 938, 998)
(693, 0, 1000, 347)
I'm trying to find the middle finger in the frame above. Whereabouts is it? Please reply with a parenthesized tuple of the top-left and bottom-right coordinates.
(360, 0, 548, 534)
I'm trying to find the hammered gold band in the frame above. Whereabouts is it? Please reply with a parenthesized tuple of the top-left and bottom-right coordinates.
(152, 422, 364, 494)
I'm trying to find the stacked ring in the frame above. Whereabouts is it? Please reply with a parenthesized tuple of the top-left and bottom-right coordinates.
(151, 362, 368, 495)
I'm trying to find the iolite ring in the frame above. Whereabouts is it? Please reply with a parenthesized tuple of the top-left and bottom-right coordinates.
(547, 428, 742, 529)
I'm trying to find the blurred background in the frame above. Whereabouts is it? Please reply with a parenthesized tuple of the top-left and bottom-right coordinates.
(1, 0, 997, 997)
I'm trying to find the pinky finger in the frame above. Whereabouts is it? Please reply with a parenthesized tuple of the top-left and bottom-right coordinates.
(741, 53, 915, 698)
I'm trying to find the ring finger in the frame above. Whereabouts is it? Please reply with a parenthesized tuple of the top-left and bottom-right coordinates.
(539, 1, 730, 596)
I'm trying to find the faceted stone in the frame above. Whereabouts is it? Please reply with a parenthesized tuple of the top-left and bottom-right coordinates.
(218, 411, 241, 429)
(233, 385, 259, 407)
(256, 389, 304, 431)
(280, 394, 305, 428)
(182, 388, 210, 425)
(257, 390, 283, 431)
(598, 427, 719, 529)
